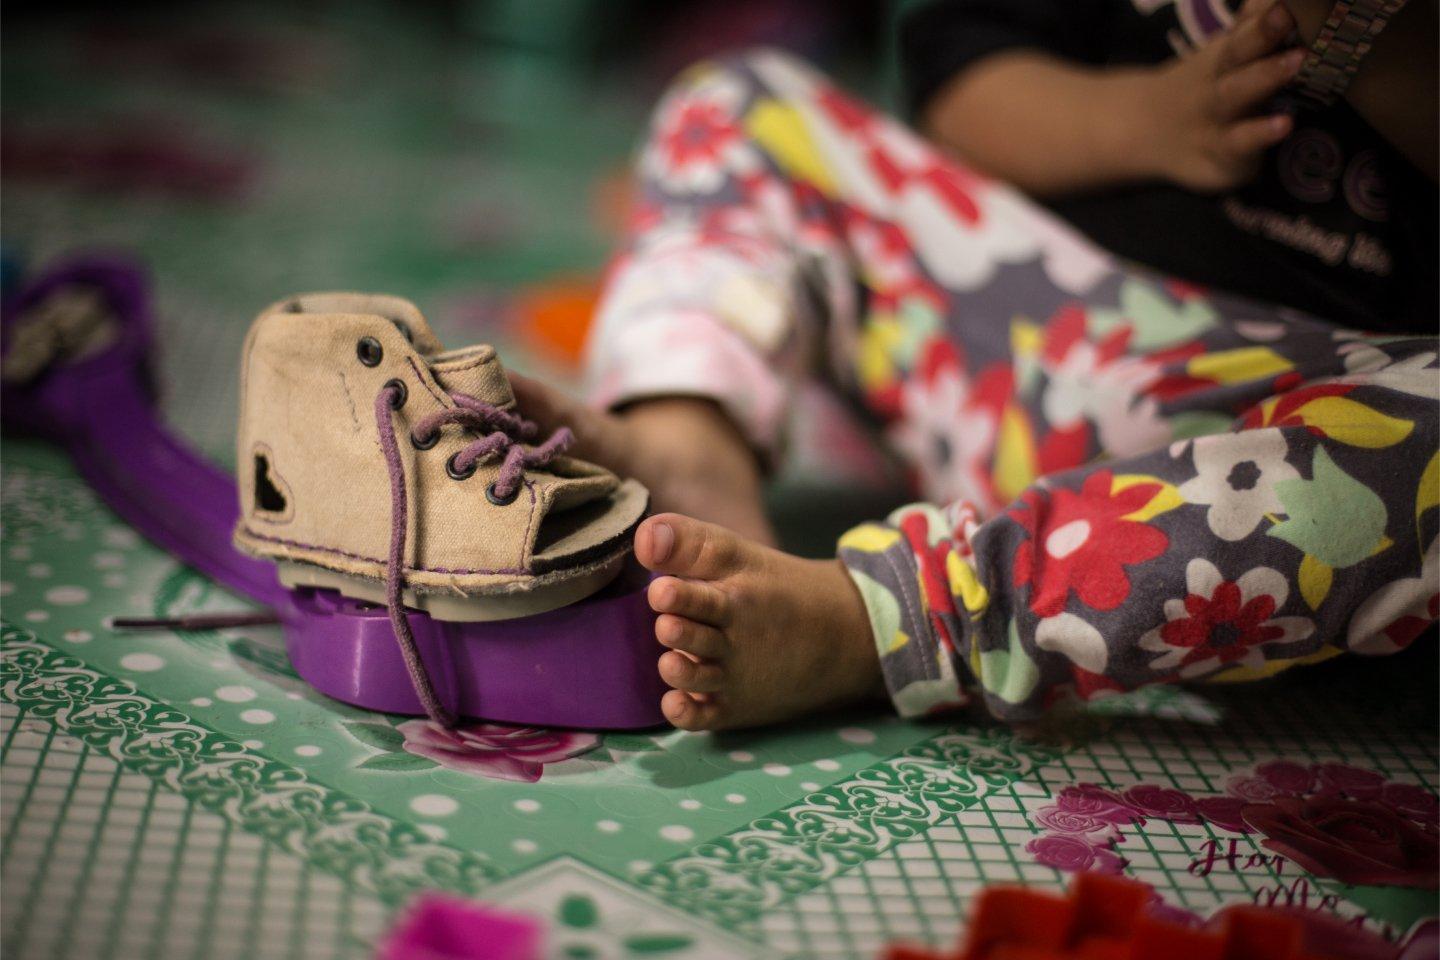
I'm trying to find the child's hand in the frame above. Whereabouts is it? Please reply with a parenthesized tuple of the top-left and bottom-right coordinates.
(507, 370, 636, 474)
(1146, 0, 1303, 192)
(509, 373, 777, 545)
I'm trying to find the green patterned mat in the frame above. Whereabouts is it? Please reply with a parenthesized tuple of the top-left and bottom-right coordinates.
(4, 436, 1437, 959)
(3, 4, 1436, 957)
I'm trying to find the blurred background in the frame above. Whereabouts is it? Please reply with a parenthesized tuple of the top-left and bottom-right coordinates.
(3, 0, 914, 551)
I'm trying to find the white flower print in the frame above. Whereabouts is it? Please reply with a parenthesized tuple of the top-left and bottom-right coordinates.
(1139, 559, 1314, 678)
(891, 344, 997, 510)
(1035, 612, 1109, 674)
(1039, 332, 1170, 459)
(1369, 353, 1440, 399)
(1178, 429, 1300, 541)
(1347, 538, 1440, 656)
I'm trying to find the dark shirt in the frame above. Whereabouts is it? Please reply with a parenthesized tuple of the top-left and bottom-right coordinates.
(900, 0, 1437, 334)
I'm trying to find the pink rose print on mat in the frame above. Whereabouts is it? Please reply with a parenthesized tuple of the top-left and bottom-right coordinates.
(1258, 760, 1320, 794)
(1122, 784, 1200, 823)
(340, 718, 598, 782)
(398, 721, 599, 783)
(1242, 797, 1440, 889)
(1315, 763, 1387, 801)
(1026, 834, 1128, 874)
(1192, 796, 1250, 834)
(1026, 785, 1143, 875)
(1382, 783, 1440, 825)
(1055, 783, 1144, 824)
(1027, 762, 1440, 893)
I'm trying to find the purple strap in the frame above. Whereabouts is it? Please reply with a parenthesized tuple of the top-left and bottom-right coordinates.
(375, 384, 572, 726)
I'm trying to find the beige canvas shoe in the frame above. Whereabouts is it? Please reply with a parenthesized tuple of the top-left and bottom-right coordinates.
(233, 292, 649, 624)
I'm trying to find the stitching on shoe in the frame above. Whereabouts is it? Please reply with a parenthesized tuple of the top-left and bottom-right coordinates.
(518, 479, 538, 566)
(431, 351, 495, 374)
(337, 369, 361, 433)
(406, 355, 449, 407)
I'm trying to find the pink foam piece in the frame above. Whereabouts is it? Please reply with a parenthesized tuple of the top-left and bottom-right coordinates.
(376, 894, 542, 960)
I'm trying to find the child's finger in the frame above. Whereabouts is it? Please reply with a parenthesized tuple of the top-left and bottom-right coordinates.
(1217, 3, 1295, 72)
(1237, 0, 1276, 25)
(1217, 48, 1304, 118)
(508, 369, 629, 467)
(507, 370, 571, 428)
(1221, 113, 1294, 161)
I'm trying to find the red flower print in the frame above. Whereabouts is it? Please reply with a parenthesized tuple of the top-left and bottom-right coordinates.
(814, 86, 872, 135)
(660, 100, 739, 171)
(1035, 422, 1091, 477)
(1240, 382, 1355, 433)
(1158, 582, 1282, 666)
(1139, 559, 1313, 678)
(1145, 340, 1211, 401)
(1009, 470, 1169, 618)
(642, 71, 756, 194)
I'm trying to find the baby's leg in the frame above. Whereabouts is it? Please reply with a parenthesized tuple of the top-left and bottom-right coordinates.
(597, 50, 1438, 727)
(840, 337, 1439, 721)
(640, 336, 1437, 730)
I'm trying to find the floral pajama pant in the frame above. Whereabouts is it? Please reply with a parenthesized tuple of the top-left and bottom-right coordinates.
(586, 50, 1440, 721)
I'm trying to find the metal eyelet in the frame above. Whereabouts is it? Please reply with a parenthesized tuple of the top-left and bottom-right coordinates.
(357, 336, 383, 366)
(446, 452, 477, 481)
(383, 378, 407, 408)
(486, 482, 519, 506)
(410, 428, 439, 450)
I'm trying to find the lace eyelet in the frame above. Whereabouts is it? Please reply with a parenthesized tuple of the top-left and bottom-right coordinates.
(410, 428, 439, 450)
(383, 378, 408, 408)
(357, 337, 383, 366)
(446, 452, 477, 481)
(486, 482, 520, 506)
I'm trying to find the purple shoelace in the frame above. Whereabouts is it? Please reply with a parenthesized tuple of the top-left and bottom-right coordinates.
(374, 383, 573, 726)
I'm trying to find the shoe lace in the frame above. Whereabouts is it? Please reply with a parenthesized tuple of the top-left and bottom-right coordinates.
(373, 383, 572, 725)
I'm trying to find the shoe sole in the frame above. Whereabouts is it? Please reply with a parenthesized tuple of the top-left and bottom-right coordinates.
(275, 551, 626, 622)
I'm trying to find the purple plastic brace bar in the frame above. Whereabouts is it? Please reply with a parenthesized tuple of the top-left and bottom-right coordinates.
(0, 255, 667, 729)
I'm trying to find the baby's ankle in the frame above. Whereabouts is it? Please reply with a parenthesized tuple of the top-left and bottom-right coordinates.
(820, 558, 887, 703)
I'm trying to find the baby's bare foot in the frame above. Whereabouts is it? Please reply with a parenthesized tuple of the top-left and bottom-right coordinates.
(634, 513, 884, 730)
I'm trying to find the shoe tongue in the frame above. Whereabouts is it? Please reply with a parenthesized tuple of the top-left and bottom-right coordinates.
(285, 292, 445, 355)
(428, 345, 515, 408)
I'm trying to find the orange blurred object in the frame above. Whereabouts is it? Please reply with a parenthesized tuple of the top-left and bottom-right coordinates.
(512, 277, 602, 369)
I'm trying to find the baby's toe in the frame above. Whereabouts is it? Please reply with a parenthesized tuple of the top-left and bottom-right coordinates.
(656, 614, 727, 659)
(658, 650, 724, 693)
(647, 576, 730, 626)
(636, 513, 746, 581)
(661, 689, 722, 731)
